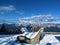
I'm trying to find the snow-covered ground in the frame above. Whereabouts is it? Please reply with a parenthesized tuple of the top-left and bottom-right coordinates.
(0, 34, 60, 45)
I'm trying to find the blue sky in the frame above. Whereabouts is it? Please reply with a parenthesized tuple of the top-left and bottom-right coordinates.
(0, 0, 60, 24)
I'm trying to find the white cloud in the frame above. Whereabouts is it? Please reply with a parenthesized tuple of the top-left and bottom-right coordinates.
(18, 14, 60, 23)
(0, 5, 23, 15)
(0, 5, 15, 15)
(0, 5, 15, 11)
(15, 11, 24, 15)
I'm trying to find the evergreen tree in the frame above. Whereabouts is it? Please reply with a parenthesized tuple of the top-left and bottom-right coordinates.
(0, 24, 7, 33)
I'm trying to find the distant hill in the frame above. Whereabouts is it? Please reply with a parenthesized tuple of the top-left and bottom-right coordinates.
(44, 24, 60, 32)
(0, 23, 60, 34)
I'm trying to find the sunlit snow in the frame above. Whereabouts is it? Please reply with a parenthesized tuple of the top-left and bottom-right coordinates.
(0, 34, 60, 45)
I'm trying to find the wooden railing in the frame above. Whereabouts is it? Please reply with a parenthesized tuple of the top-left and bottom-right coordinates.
(42, 32, 60, 34)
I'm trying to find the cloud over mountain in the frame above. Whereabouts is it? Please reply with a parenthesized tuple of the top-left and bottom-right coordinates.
(18, 14, 60, 23)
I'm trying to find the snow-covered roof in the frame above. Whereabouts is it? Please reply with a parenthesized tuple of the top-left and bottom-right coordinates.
(20, 30, 39, 39)
(40, 28, 44, 30)
(26, 32, 39, 39)
(19, 27, 44, 39)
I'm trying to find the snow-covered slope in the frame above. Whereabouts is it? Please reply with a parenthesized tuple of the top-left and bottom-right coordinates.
(0, 34, 60, 45)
